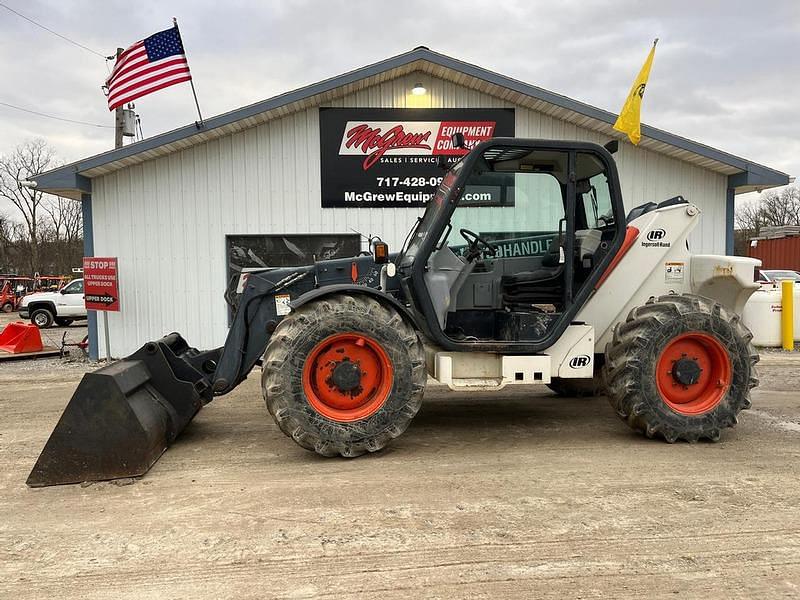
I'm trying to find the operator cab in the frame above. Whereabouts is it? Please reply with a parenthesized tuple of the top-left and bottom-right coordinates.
(398, 139, 626, 351)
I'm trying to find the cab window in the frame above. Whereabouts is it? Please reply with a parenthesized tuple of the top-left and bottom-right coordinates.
(63, 280, 83, 294)
(442, 149, 567, 258)
(577, 153, 614, 230)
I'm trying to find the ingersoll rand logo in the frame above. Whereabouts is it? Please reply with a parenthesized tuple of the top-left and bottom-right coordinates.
(569, 355, 592, 369)
(642, 228, 671, 248)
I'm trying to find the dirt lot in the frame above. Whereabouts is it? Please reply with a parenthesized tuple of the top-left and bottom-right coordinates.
(1, 348, 799, 599)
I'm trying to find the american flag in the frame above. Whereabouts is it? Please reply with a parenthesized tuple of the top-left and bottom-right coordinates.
(105, 26, 192, 111)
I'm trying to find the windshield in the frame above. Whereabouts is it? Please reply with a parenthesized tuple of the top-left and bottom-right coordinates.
(399, 160, 465, 264)
(764, 270, 800, 282)
(62, 280, 83, 294)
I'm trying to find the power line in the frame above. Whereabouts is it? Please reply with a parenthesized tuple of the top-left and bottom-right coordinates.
(0, 101, 113, 128)
(0, 1, 109, 59)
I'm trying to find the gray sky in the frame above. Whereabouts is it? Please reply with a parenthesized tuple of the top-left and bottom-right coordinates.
(1, 0, 798, 202)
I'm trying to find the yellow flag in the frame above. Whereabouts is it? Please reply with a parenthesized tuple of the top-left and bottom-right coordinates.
(613, 40, 657, 145)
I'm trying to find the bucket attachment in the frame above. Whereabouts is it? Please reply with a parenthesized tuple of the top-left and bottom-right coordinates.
(0, 322, 43, 354)
(27, 333, 218, 487)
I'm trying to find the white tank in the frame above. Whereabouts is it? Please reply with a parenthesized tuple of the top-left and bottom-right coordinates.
(790, 283, 799, 341)
(742, 287, 784, 347)
(794, 284, 800, 341)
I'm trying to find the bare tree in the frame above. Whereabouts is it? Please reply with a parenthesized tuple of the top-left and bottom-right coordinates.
(43, 197, 83, 244)
(0, 212, 12, 271)
(735, 200, 767, 238)
(39, 198, 84, 274)
(734, 185, 800, 255)
(0, 139, 59, 273)
(761, 186, 800, 227)
(0, 213, 29, 274)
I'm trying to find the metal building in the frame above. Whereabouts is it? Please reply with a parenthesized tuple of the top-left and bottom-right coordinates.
(32, 47, 789, 359)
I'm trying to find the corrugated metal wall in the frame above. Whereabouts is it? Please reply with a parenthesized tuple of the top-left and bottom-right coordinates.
(749, 236, 800, 271)
(91, 72, 728, 357)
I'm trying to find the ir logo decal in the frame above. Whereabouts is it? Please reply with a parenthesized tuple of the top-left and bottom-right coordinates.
(642, 228, 671, 248)
(569, 355, 592, 369)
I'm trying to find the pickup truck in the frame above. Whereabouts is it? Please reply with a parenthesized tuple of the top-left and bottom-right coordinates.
(19, 279, 87, 328)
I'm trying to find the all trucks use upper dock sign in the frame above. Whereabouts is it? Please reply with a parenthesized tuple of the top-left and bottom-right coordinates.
(83, 257, 120, 312)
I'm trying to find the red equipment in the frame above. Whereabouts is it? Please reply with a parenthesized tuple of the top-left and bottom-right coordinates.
(0, 322, 44, 354)
(1, 281, 16, 312)
(33, 275, 70, 291)
(1, 277, 35, 311)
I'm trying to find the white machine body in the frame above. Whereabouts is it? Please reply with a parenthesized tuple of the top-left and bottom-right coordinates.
(426, 202, 760, 391)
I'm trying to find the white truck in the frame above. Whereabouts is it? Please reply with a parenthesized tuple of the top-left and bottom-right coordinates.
(18, 278, 86, 328)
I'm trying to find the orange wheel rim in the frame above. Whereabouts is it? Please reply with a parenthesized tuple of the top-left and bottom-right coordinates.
(656, 332, 732, 416)
(302, 333, 393, 422)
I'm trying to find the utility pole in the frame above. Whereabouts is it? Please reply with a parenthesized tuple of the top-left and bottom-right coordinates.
(114, 47, 124, 148)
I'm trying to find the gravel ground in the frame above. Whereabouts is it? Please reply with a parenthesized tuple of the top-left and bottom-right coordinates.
(0, 346, 799, 598)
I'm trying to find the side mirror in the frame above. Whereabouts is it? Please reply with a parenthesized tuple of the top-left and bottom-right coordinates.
(451, 132, 466, 149)
(604, 140, 619, 154)
(60, 288, 67, 294)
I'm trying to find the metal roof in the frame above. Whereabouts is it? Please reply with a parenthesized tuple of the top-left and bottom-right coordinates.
(32, 46, 789, 199)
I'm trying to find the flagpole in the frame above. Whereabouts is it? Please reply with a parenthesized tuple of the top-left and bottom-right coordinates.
(172, 17, 204, 127)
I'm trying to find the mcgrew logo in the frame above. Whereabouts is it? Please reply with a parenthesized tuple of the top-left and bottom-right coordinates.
(569, 355, 591, 369)
(343, 124, 432, 170)
(338, 120, 497, 170)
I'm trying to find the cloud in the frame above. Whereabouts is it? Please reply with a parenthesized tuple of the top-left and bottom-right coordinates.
(0, 0, 797, 190)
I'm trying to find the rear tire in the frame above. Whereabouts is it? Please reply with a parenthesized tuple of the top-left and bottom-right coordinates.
(55, 318, 74, 327)
(1, 302, 13, 313)
(31, 308, 54, 329)
(262, 294, 426, 457)
(603, 294, 758, 443)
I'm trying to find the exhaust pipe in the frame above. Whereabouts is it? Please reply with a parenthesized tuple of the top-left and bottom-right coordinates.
(27, 334, 218, 487)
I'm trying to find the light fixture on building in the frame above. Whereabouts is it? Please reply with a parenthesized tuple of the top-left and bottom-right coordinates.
(411, 82, 427, 95)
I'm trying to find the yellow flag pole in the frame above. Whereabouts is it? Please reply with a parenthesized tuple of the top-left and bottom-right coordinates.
(782, 279, 794, 351)
(613, 39, 658, 146)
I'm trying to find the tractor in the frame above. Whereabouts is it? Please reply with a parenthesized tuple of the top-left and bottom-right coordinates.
(28, 137, 760, 487)
(1, 277, 33, 313)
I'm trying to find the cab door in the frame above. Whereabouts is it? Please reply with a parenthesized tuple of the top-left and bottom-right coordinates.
(407, 140, 626, 352)
(57, 280, 85, 316)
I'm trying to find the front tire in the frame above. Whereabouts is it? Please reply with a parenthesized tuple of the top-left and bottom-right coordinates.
(603, 294, 758, 443)
(31, 308, 55, 329)
(262, 294, 426, 457)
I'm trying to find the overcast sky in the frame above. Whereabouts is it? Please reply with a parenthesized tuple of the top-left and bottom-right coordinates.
(1, 0, 798, 206)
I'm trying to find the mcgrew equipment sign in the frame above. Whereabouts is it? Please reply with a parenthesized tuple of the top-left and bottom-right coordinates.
(320, 108, 515, 208)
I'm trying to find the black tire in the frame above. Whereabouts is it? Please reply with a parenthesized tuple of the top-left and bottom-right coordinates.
(1, 302, 13, 313)
(547, 375, 605, 398)
(31, 308, 55, 329)
(262, 294, 427, 457)
(55, 318, 74, 327)
(603, 294, 758, 443)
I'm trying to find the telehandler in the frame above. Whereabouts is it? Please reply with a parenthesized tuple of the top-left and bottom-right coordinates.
(28, 138, 760, 487)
